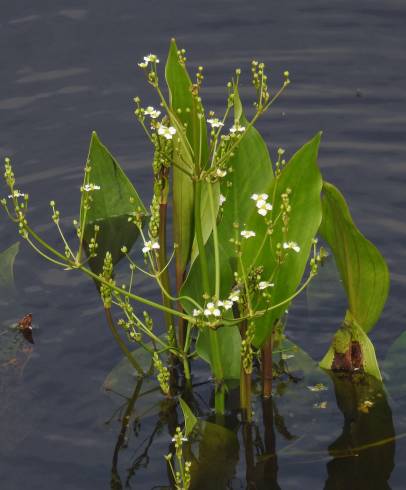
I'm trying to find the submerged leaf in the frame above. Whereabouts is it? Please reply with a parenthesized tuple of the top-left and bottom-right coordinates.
(80, 132, 146, 274)
(0, 242, 19, 299)
(188, 421, 239, 490)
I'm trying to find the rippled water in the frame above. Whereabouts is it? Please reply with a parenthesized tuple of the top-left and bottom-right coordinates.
(1, 1, 406, 488)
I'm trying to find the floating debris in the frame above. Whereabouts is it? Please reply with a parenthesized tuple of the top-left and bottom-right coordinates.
(281, 353, 295, 360)
(313, 401, 328, 409)
(358, 400, 374, 413)
(307, 383, 328, 392)
(17, 313, 34, 344)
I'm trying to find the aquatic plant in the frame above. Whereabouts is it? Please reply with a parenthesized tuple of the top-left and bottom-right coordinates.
(1, 39, 389, 421)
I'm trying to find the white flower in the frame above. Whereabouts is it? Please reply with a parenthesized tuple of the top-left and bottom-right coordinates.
(143, 54, 160, 64)
(204, 302, 221, 317)
(240, 230, 256, 239)
(144, 106, 161, 119)
(158, 125, 177, 140)
(216, 168, 227, 178)
(258, 281, 274, 290)
(229, 289, 240, 302)
(229, 125, 246, 134)
(142, 240, 160, 254)
(219, 194, 226, 206)
(138, 61, 148, 68)
(251, 193, 268, 202)
(171, 436, 188, 442)
(207, 118, 224, 128)
(256, 200, 272, 216)
(223, 300, 233, 310)
(82, 183, 101, 192)
(8, 190, 25, 198)
(283, 241, 301, 253)
(192, 309, 201, 317)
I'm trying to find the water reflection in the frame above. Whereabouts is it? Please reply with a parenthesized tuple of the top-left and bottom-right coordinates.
(106, 369, 398, 489)
(324, 373, 395, 490)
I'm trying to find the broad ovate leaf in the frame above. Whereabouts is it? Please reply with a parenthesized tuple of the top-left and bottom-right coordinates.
(319, 181, 389, 332)
(80, 132, 146, 274)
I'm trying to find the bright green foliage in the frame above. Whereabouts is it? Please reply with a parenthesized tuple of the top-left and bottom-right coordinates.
(80, 131, 146, 273)
(242, 133, 323, 346)
(318, 183, 389, 380)
(0, 242, 19, 296)
(319, 182, 390, 333)
(165, 39, 209, 278)
(179, 397, 198, 437)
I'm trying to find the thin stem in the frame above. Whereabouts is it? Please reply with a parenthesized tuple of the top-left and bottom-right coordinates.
(24, 224, 195, 322)
(104, 308, 144, 376)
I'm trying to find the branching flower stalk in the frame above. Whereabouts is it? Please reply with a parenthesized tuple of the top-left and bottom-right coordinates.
(1, 41, 332, 419)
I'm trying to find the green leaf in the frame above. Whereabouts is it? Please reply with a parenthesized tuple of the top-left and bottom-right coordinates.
(319, 182, 389, 332)
(0, 242, 19, 299)
(80, 131, 146, 274)
(195, 322, 241, 381)
(179, 397, 198, 437)
(165, 39, 209, 278)
(319, 313, 382, 381)
(244, 133, 323, 347)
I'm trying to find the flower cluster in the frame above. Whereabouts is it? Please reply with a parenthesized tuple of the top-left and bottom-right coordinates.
(230, 124, 246, 134)
(251, 193, 272, 216)
(207, 118, 224, 129)
(142, 240, 160, 254)
(138, 54, 160, 69)
(283, 241, 300, 253)
(241, 230, 256, 239)
(82, 183, 100, 192)
(144, 106, 161, 119)
(193, 289, 240, 319)
(158, 124, 177, 140)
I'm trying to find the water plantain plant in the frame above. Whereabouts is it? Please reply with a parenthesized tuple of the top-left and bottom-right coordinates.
(1, 39, 389, 420)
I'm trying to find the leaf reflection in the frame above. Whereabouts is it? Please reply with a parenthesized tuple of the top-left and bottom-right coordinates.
(324, 372, 395, 489)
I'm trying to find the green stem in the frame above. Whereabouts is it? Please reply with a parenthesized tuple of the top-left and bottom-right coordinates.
(104, 308, 144, 376)
(159, 200, 174, 342)
(24, 224, 195, 322)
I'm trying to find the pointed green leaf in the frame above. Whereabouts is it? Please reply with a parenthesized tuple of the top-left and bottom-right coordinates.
(179, 397, 198, 436)
(165, 39, 209, 278)
(319, 181, 389, 332)
(80, 132, 146, 274)
(244, 133, 323, 347)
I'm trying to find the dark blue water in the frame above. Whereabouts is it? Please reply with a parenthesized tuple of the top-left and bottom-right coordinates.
(1, 1, 406, 488)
